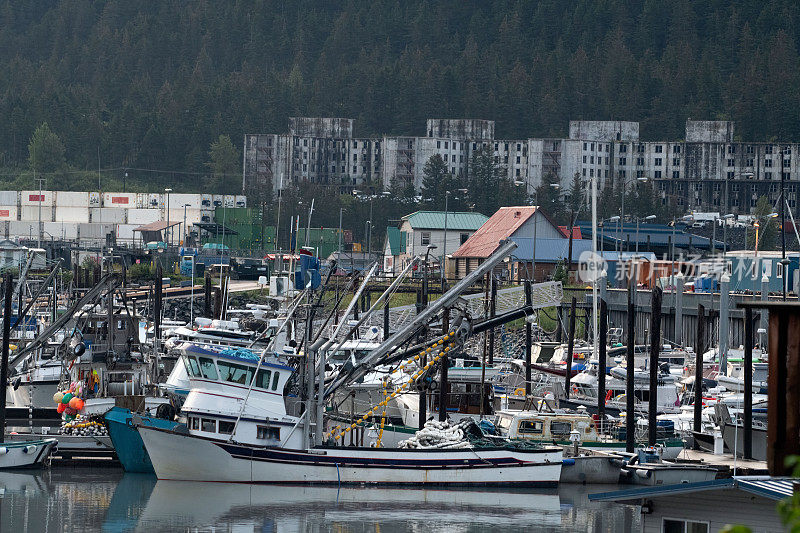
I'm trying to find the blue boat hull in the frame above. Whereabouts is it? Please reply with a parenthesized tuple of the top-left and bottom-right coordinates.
(104, 407, 180, 473)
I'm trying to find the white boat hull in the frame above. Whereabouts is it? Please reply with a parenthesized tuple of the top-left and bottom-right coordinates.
(0, 439, 58, 468)
(139, 426, 562, 486)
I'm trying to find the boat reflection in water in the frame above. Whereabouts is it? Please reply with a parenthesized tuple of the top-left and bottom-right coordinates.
(0, 469, 640, 531)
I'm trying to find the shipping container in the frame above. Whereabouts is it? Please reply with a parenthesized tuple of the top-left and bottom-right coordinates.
(116, 224, 137, 242)
(200, 209, 214, 223)
(89, 192, 101, 207)
(77, 223, 116, 241)
(223, 195, 235, 208)
(146, 193, 161, 209)
(211, 195, 224, 208)
(0, 191, 18, 206)
(55, 191, 90, 207)
(55, 206, 90, 223)
(44, 221, 78, 240)
(21, 190, 54, 206)
(127, 208, 161, 225)
(9, 221, 37, 239)
(169, 193, 203, 209)
(90, 207, 127, 224)
(103, 192, 136, 207)
(21, 205, 54, 222)
(168, 208, 202, 225)
(235, 195, 247, 208)
(201, 194, 213, 208)
(0, 206, 17, 221)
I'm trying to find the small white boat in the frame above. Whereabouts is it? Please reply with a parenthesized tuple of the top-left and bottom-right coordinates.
(0, 438, 57, 468)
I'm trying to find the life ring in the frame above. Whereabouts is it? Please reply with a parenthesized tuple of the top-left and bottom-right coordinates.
(513, 388, 526, 396)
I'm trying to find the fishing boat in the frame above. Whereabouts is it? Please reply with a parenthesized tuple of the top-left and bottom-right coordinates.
(104, 406, 181, 473)
(0, 438, 57, 469)
(494, 410, 685, 460)
(138, 341, 563, 486)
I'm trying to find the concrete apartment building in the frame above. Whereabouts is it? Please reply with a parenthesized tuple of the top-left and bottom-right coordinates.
(243, 118, 800, 215)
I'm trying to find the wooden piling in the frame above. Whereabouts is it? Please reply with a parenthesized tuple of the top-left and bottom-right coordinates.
(744, 306, 753, 460)
(598, 298, 607, 430)
(0, 274, 12, 443)
(564, 297, 577, 399)
(694, 304, 705, 440)
(648, 286, 662, 446)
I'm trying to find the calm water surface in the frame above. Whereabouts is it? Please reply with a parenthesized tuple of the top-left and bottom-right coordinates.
(0, 468, 639, 532)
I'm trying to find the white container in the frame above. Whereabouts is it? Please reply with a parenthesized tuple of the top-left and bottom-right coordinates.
(8, 221, 36, 239)
(90, 208, 127, 224)
(167, 208, 202, 225)
(145, 193, 161, 209)
(0, 191, 18, 206)
(200, 209, 214, 223)
(21, 205, 52, 222)
(0, 206, 17, 221)
(89, 192, 101, 207)
(55, 191, 89, 207)
(127, 209, 160, 225)
(169, 193, 203, 209)
(116, 224, 137, 242)
(211, 195, 224, 208)
(44, 221, 78, 240)
(21, 191, 54, 206)
(103, 192, 136, 208)
(223, 195, 235, 208)
(55, 206, 89, 223)
(235, 195, 247, 208)
(201, 194, 213, 208)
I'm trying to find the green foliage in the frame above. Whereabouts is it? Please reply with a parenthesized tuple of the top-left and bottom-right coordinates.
(205, 135, 241, 194)
(28, 122, 65, 174)
(754, 195, 778, 250)
(778, 456, 800, 532)
(127, 262, 155, 283)
(552, 259, 567, 283)
(466, 148, 525, 216)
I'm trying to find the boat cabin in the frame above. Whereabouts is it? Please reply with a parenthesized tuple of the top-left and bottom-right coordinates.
(495, 411, 599, 442)
(178, 342, 302, 449)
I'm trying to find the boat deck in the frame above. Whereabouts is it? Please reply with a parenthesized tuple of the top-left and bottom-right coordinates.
(674, 449, 768, 476)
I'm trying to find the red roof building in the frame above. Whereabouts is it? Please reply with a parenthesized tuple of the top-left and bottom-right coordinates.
(450, 206, 565, 279)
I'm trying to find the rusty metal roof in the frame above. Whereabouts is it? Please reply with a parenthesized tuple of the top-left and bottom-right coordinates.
(132, 220, 182, 232)
(452, 206, 539, 258)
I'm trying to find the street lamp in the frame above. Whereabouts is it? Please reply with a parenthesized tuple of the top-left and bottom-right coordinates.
(443, 188, 468, 290)
(620, 176, 650, 251)
(423, 244, 437, 307)
(754, 212, 779, 257)
(635, 214, 656, 256)
(164, 188, 173, 247)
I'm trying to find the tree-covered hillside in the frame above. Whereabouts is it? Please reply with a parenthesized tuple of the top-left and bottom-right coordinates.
(2, 0, 800, 190)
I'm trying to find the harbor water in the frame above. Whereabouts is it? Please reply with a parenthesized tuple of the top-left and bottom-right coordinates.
(1, 468, 640, 532)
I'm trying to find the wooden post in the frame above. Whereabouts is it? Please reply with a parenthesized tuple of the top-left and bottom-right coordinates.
(694, 304, 705, 439)
(564, 297, 577, 399)
(383, 300, 390, 338)
(648, 286, 662, 446)
(744, 306, 753, 460)
(0, 274, 12, 443)
(767, 305, 793, 475)
(488, 276, 497, 365)
(626, 300, 636, 452)
(154, 263, 162, 381)
(598, 298, 607, 431)
(439, 308, 449, 422)
(555, 304, 563, 342)
(525, 281, 532, 396)
(204, 274, 212, 318)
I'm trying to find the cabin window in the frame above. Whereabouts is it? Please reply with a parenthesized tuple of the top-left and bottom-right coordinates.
(217, 361, 253, 385)
(255, 369, 272, 389)
(662, 518, 709, 533)
(185, 357, 201, 377)
(550, 421, 572, 437)
(257, 426, 280, 440)
(198, 357, 218, 380)
(218, 420, 235, 434)
(201, 419, 216, 432)
(518, 420, 544, 434)
(272, 372, 280, 391)
(190, 417, 199, 430)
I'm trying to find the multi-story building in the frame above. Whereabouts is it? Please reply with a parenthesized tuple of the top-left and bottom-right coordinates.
(243, 118, 800, 215)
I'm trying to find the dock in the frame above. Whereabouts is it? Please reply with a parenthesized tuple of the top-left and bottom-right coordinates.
(675, 449, 768, 476)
